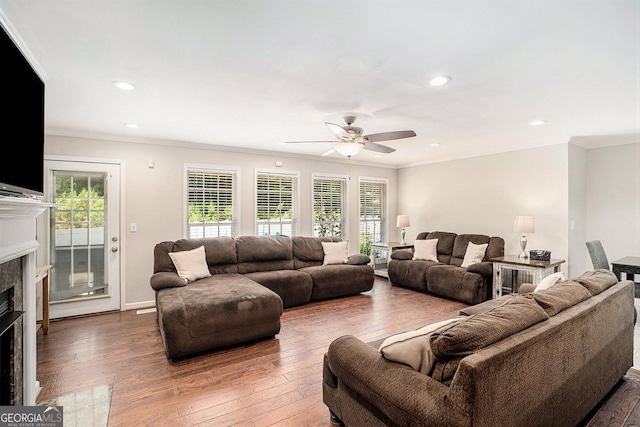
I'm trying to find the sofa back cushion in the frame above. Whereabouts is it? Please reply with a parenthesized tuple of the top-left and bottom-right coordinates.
(450, 234, 491, 267)
(236, 235, 294, 273)
(430, 296, 548, 364)
(174, 237, 238, 274)
(153, 238, 238, 275)
(525, 280, 591, 316)
(292, 236, 339, 268)
(424, 231, 457, 264)
(485, 236, 505, 260)
(575, 269, 619, 295)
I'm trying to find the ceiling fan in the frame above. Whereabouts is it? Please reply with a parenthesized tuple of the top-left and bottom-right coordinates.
(282, 116, 416, 158)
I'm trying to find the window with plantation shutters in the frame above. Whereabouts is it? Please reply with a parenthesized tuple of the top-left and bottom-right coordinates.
(187, 167, 237, 238)
(313, 175, 346, 237)
(256, 171, 298, 236)
(359, 178, 387, 256)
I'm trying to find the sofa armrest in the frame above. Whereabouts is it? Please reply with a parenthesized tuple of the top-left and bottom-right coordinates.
(466, 261, 492, 276)
(326, 335, 467, 425)
(150, 272, 187, 291)
(347, 254, 371, 265)
(390, 249, 413, 260)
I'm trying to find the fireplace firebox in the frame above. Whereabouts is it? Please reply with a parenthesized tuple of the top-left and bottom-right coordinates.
(0, 257, 25, 405)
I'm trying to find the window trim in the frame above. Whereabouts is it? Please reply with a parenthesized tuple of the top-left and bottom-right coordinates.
(311, 172, 349, 238)
(254, 168, 300, 237)
(183, 163, 241, 238)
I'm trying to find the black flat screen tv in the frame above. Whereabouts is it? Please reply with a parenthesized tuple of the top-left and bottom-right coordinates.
(0, 24, 45, 197)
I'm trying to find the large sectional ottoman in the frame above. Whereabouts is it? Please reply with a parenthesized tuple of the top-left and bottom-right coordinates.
(150, 235, 374, 359)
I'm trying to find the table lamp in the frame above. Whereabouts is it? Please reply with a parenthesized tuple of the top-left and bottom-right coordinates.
(514, 215, 535, 258)
(397, 215, 410, 245)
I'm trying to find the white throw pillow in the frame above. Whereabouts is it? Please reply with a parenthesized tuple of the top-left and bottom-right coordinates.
(460, 242, 488, 268)
(322, 241, 349, 265)
(168, 245, 211, 284)
(533, 271, 566, 292)
(413, 239, 439, 262)
(379, 317, 464, 374)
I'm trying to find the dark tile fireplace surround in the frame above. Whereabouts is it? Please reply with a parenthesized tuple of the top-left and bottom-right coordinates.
(0, 256, 24, 405)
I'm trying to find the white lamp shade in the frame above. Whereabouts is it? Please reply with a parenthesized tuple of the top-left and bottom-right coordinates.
(333, 141, 364, 157)
(514, 216, 535, 233)
(396, 215, 410, 228)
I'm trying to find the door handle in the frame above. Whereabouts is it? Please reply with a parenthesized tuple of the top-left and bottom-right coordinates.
(111, 246, 119, 252)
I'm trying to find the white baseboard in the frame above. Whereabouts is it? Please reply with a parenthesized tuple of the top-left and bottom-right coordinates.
(124, 300, 155, 311)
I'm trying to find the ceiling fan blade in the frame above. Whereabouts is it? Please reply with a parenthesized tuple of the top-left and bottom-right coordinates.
(363, 142, 396, 154)
(325, 122, 350, 139)
(364, 130, 416, 143)
(281, 140, 335, 144)
(321, 148, 336, 157)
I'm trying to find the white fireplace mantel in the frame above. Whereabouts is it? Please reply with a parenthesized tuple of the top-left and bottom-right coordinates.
(0, 196, 56, 405)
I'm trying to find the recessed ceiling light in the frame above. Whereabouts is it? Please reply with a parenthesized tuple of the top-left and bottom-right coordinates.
(113, 81, 136, 91)
(428, 75, 451, 87)
(124, 123, 139, 129)
(373, 154, 382, 158)
(430, 142, 441, 147)
(530, 120, 547, 126)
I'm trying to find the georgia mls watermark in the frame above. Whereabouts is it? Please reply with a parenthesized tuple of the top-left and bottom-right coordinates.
(0, 406, 63, 427)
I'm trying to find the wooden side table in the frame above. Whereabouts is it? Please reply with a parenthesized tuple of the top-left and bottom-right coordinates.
(35, 265, 52, 335)
(490, 256, 565, 298)
(611, 256, 640, 298)
(370, 242, 414, 278)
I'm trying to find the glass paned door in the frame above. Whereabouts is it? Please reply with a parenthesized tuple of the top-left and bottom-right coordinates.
(45, 160, 121, 318)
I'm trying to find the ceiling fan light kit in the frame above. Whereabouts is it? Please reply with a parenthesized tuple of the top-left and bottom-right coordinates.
(282, 116, 416, 159)
(333, 141, 365, 158)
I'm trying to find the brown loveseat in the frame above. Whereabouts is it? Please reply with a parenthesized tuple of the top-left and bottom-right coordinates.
(151, 235, 374, 359)
(388, 231, 504, 304)
(323, 269, 635, 426)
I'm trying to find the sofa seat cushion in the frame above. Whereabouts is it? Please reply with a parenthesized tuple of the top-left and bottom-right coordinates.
(243, 270, 313, 308)
(301, 264, 374, 300)
(526, 280, 592, 316)
(388, 259, 439, 292)
(156, 273, 283, 359)
(575, 269, 619, 295)
(426, 265, 485, 305)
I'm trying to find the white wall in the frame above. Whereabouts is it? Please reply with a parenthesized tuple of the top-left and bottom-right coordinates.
(44, 134, 398, 308)
(397, 144, 570, 272)
(568, 143, 587, 276)
(585, 142, 640, 269)
(42, 134, 639, 309)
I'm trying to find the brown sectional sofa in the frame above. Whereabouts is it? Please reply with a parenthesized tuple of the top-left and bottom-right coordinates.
(150, 235, 374, 359)
(323, 269, 635, 426)
(388, 231, 505, 304)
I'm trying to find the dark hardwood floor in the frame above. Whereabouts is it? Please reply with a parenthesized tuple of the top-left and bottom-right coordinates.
(36, 277, 640, 426)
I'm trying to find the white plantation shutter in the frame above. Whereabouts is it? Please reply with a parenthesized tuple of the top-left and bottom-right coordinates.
(359, 179, 387, 255)
(187, 168, 236, 237)
(313, 176, 346, 237)
(256, 172, 298, 236)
